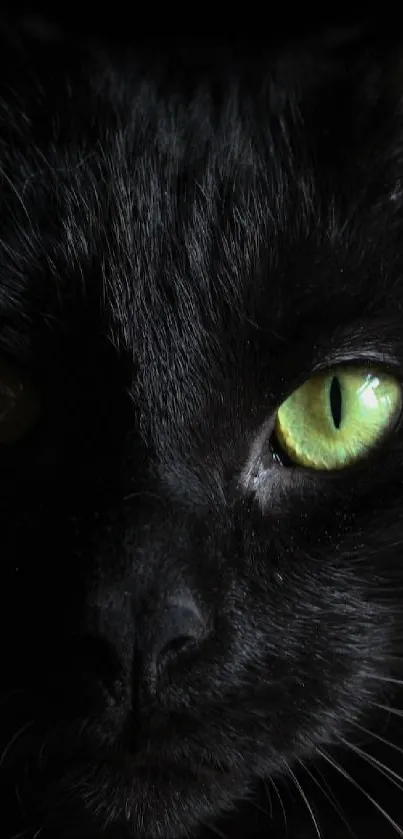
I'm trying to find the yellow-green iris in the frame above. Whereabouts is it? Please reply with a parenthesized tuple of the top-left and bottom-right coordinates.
(274, 366, 402, 470)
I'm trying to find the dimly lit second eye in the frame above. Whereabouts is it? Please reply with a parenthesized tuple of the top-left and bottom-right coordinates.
(273, 365, 402, 470)
(0, 358, 39, 444)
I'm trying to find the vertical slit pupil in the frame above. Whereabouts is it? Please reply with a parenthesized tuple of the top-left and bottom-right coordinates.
(330, 376, 342, 429)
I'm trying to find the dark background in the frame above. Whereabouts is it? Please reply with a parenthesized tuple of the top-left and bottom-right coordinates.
(0, 6, 386, 46)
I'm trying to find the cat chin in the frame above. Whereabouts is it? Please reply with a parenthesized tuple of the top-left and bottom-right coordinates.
(29, 709, 326, 838)
(40, 755, 250, 838)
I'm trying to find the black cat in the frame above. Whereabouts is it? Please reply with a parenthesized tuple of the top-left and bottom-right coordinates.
(1, 19, 403, 839)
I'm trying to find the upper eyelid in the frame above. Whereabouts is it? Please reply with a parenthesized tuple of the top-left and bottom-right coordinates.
(269, 318, 401, 387)
(273, 354, 402, 410)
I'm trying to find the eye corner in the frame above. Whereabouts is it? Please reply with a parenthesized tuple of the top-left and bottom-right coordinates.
(268, 425, 294, 468)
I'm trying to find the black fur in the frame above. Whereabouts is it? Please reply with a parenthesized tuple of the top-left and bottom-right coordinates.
(2, 24, 403, 839)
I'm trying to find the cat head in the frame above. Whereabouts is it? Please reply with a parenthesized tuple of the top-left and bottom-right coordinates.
(1, 22, 403, 839)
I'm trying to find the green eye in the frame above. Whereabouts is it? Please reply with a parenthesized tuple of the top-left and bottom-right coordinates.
(274, 366, 402, 470)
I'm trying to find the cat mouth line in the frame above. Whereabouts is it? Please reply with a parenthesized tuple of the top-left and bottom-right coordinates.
(63, 748, 234, 785)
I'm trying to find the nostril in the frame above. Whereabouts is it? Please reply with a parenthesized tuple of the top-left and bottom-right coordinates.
(155, 603, 206, 658)
(157, 633, 195, 667)
(139, 596, 208, 686)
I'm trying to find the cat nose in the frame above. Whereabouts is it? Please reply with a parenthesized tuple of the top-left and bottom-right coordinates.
(140, 594, 208, 687)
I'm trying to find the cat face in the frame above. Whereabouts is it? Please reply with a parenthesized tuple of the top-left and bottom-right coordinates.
(1, 28, 403, 839)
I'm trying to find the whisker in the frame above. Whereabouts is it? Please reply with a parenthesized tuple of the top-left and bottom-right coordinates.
(284, 761, 321, 839)
(249, 784, 273, 820)
(369, 675, 403, 687)
(317, 747, 403, 837)
(199, 819, 227, 839)
(350, 719, 403, 759)
(370, 701, 403, 719)
(37, 730, 52, 769)
(14, 781, 26, 819)
(10, 813, 43, 838)
(262, 779, 273, 819)
(336, 733, 403, 794)
(370, 655, 403, 661)
(269, 777, 288, 833)
(0, 720, 35, 769)
(0, 165, 32, 223)
(297, 758, 356, 839)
